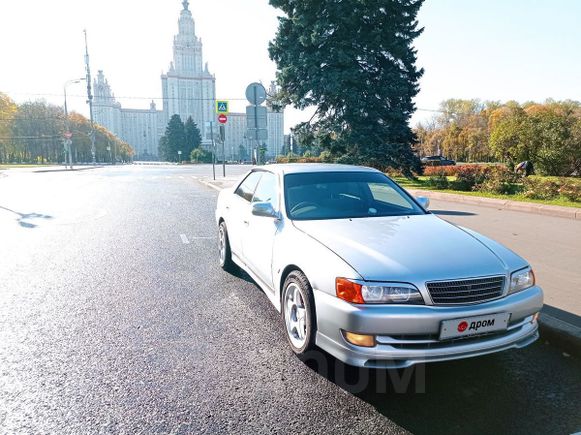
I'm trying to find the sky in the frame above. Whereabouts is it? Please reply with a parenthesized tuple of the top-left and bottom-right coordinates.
(1, 0, 580, 132)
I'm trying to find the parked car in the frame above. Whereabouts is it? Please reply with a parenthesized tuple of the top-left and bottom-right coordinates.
(421, 155, 456, 166)
(215, 164, 543, 368)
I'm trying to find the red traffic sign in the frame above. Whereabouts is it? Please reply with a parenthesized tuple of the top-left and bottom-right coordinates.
(218, 114, 228, 124)
(64, 131, 73, 139)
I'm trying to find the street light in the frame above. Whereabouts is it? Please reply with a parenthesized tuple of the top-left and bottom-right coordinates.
(64, 78, 86, 169)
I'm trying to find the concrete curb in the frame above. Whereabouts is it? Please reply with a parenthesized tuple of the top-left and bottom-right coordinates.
(33, 166, 105, 173)
(408, 189, 581, 220)
(539, 309, 581, 358)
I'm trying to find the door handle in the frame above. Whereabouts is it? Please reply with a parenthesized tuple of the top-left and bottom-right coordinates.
(243, 220, 249, 226)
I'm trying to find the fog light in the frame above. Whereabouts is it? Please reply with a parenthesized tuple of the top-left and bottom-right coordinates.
(342, 331, 376, 347)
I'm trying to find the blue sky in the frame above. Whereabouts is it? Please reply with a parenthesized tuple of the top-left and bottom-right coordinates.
(413, 0, 581, 122)
(0, 0, 579, 130)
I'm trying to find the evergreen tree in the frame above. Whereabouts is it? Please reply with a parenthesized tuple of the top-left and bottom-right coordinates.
(161, 115, 185, 162)
(268, 0, 424, 174)
(184, 116, 202, 158)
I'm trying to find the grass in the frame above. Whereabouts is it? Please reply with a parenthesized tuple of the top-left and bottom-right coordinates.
(0, 163, 57, 169)
(392, 176, 581, 209)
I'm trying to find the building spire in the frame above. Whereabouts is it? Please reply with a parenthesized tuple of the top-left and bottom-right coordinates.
(182, 0, 189, 10)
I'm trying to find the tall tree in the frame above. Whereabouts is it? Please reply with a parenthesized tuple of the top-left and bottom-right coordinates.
(0, 93, 18, 163)
(184, 116, 202, 158)
(268, 0, 424, 174)
(160, 115, 185, 162)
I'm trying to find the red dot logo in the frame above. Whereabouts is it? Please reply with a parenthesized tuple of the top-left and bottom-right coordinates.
(458, 321, 468, 332)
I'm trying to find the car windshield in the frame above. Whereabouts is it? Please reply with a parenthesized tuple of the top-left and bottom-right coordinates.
(284, 171, 425, 220)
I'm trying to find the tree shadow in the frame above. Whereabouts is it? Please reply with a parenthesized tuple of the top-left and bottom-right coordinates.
(0, 205, 53, 228)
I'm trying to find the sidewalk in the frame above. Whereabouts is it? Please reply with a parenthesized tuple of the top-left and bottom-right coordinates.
(199, 175, 581, 356)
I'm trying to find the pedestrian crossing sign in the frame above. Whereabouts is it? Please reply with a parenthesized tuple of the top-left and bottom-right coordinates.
(216, 101, 229, 114)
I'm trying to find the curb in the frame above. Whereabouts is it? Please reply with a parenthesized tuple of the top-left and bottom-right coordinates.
(407, 189, 581, 220)
(539, 308, 581, 358)
(199, 179, 224, 192)
(33, 166, 105, 173)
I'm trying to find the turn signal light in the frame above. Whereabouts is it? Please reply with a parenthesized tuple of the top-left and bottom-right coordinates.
(336, 278, 364, 304)
(343, 331, 376, 347)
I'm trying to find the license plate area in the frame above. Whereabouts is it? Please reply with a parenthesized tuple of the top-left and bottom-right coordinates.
(439, 313, 510, 340)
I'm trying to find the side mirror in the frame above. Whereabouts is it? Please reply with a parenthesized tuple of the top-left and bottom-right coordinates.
(251, 201, 279, 219)
(416, 196, 430, 210)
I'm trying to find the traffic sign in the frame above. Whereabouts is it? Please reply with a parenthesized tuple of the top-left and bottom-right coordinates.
(64, 131, 73, 139)
(218, 114, 228, 124)
(216, 100, 229, 114)
(246, 106, 267, 129)
(245, 82, 267, 105)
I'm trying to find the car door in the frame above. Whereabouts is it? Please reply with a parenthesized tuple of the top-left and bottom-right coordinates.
(227, 171, 263, 258)
(242, 171, 280, 289)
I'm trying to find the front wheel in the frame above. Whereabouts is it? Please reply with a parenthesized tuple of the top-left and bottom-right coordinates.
(218, 221, 238, 273)
(282, 271, 317, 355)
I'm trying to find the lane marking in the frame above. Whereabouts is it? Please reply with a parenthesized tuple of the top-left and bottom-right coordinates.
(180, 234, 190, 244)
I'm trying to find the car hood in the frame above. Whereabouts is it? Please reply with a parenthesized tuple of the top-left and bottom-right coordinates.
(293, 214, 524, 282)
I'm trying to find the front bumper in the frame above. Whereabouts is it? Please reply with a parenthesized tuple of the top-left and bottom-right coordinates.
(314, 285, 543, 368)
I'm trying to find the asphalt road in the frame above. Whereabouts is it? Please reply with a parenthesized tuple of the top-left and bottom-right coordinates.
(0, 165, 579, 434)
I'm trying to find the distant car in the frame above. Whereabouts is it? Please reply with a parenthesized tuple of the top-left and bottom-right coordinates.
(215, 164, 543, 368)
(421, 155, 456, 166)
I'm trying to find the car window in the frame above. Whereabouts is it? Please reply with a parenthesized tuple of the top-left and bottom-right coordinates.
(368, 183, 411, 209)
(235, 172, 263, 202)
(252, 172, 279, 209)
(285, 171, 424, 220)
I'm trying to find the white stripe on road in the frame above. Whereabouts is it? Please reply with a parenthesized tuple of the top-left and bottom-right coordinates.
(180, 234, 190, 244)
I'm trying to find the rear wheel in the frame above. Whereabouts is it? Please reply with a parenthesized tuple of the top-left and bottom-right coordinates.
(282, 271, 317, 355)
(218, 221, 238, 273)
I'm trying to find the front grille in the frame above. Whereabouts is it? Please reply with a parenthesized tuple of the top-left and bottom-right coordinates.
(426, 276, 505, 305)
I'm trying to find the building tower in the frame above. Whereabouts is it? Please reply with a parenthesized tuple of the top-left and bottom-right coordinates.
(161, 0, 216, 147)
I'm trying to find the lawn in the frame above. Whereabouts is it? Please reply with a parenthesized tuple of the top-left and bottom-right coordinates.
(392, 176, 581, 209)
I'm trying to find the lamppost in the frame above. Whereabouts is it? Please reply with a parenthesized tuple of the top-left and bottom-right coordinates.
(64, 78, 86, 169)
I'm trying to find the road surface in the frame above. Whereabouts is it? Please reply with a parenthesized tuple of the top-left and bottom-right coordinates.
(0, 165, 579, 434)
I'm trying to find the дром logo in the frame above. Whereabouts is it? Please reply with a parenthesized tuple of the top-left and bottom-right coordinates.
(457, 321, 468, 332)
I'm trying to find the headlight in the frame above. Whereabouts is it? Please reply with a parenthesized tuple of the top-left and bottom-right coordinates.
(336, 278, 424, 304)
(509, 267, 535, 295)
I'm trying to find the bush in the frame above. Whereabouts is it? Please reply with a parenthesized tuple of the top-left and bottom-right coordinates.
(319, 150, 334, 163)
(523, 178, 560, 200)
(476, 166, 520, 194)
(426, 172, 449, 189)
(423, 164, 497, 177)
(452, 165, 491, 191)
(558, 180, 581, 202)
(190, 148, 212, 163)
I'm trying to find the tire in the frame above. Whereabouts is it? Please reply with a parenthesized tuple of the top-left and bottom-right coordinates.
(282, 271, 317, 355)
(218, 221, 238, 273)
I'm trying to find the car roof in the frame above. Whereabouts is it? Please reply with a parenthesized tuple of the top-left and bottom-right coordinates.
(257, 163, 381, 175)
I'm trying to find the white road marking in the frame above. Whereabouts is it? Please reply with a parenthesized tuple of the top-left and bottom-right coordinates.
(180, 234, 190, 244)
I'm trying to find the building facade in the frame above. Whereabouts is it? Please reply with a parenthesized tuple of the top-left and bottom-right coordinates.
(94, 0, 283, 161)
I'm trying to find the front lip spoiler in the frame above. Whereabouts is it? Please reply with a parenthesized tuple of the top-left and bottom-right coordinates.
(315, 319, 539, 369)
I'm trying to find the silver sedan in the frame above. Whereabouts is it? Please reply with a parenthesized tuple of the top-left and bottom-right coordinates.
(215, 164, 543, 368)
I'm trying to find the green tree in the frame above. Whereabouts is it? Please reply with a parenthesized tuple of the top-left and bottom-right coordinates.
(159, 115, 185, 162)
(268, 0, 424, 174)
(184, 116, 202, 157)
(0, 93, 18, 163)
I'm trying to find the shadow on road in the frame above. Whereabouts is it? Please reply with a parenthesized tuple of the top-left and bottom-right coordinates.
(0, 205, 53, 228)
(432, 209, 477, 216)
(299, 343, 580, 435)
